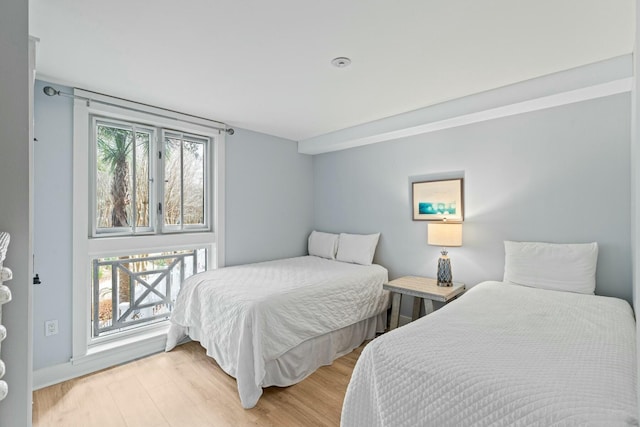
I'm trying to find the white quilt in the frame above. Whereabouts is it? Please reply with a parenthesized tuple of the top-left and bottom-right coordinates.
(166, 256, 388, 408)
(342, 281, 638, 427)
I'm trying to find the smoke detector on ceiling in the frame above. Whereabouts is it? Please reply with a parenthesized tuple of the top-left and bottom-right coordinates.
(331, 57, 351, 68)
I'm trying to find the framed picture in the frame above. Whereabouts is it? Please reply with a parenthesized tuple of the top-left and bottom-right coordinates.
(412, 178, 464, 221)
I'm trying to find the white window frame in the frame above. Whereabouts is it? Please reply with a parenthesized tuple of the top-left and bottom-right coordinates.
(91, 116, 158, 236)
(72, 89, 225, 363)
(160, 129, 211, 233)
(88, 245, 210, 345)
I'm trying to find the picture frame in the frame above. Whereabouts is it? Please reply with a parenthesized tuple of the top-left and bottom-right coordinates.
(412, 178, 464, 221)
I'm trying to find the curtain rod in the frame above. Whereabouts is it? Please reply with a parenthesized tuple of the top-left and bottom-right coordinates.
(42, 86, 235, 135)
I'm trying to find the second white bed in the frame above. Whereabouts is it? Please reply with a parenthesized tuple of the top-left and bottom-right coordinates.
(342, 281, 637, 426)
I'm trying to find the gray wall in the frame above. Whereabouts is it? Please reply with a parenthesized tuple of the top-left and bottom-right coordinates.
(633, 0, 639, 411)
(31, 85, 314, 370)
(314, 94, 632, 313)
(33, 80, 74, 370)
(0, 0, 32, 425)
(225, 128, 314, 265)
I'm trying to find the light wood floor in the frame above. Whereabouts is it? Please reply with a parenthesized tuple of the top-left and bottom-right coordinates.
(33, 341, 366, 427)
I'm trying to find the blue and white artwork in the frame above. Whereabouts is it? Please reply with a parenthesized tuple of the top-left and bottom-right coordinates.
(412, 178, 464, 221)
(418, 202, 456, 215)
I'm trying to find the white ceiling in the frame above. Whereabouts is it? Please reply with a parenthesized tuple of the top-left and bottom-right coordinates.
(30, 0, 634, 142)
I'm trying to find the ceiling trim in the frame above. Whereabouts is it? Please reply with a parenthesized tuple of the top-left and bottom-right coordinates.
(299, 55, 633, 155)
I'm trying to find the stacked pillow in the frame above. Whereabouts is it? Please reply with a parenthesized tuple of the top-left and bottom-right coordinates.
(307, 231, 339, 260)
(308, 230, 380, 266)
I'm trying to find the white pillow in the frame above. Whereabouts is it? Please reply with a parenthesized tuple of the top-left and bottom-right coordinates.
(336, 233, 380, 266)
(503, 241, 598, 294)
(308, 231, 339, 260)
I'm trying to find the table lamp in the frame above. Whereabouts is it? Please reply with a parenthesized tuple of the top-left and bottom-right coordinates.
(427, 222, 462, 286)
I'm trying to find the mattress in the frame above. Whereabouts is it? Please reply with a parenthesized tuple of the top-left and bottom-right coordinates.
(341, 281, 638, 427)
(166, 255, 389, 408)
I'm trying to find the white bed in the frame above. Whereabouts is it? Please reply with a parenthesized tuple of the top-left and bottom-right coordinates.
(341, 281, 638, 426)
(166, 255, 389, 408)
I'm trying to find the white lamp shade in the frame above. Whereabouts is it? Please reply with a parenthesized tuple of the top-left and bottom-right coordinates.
(428, 223, 462, 247)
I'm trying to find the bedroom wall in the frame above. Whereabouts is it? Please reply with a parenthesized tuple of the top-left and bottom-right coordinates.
(0, 0, 32, 425)
(313, 93, 632, 311)
(31, 81, 314, 371)
(225, 128, 314, 266)
(33, 80, 74, 371)
(632, 0, 639, 412)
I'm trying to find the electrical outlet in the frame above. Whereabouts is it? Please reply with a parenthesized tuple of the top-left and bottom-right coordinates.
(45, 320, 58, 337)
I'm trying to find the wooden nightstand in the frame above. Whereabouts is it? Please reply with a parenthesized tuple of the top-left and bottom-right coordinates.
(384, 276, 465, 330)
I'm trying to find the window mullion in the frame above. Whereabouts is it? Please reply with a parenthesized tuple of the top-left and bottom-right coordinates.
(158, 131, 165, 233)
(180, 139, 185, 231)
(91, 117, 99, 237)
(131, 126, 138, 233)
(205, 140, 210, 231)
(150, 132, 158, 234)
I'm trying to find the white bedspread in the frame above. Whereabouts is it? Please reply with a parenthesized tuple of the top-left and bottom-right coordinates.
(166, 256, 388, 408)
(342, 281, 638, 427)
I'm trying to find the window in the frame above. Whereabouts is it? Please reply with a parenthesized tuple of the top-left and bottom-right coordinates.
(73, 89, 225, 358)
(92, 249, 207, 338)
(92, 119, 211, 236)
(94, 119, 155, 235)
(162, 131, 208, 231)
(88, 117, 216, 339)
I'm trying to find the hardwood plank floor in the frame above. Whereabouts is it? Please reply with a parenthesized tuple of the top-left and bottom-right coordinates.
(33, 341, 366, 427)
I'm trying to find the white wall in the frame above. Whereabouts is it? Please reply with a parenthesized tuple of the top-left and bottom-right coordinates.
(0, 0, 33, 425)
(225, 128, 314, 265)
(32, 80, 73, 370)
(31, 86, 314, 371)
(314, 93, 632, 316)
(632, 0, 639, 413)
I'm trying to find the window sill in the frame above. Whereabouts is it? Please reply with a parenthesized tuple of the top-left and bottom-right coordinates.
(87, 232, 216, 254)
(72, 324, 170, 367)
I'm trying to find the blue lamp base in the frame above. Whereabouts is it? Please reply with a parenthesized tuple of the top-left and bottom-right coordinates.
(437, 252, 453, 287)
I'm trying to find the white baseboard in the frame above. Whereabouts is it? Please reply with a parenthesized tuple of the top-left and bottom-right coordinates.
(33, 332, 167, 390)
